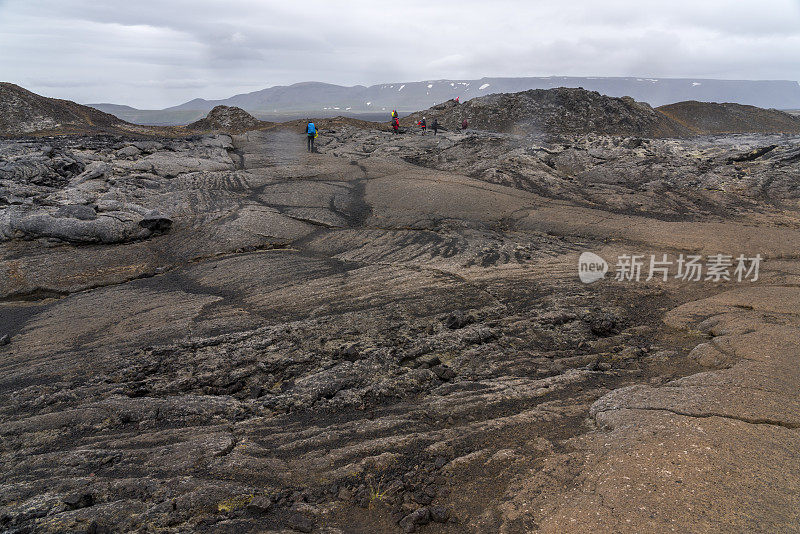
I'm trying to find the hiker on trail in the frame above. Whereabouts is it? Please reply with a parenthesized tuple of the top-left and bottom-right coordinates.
(306, 120, 317, 152)
(391, 109, 398, 120)
(461, 118, 468, 130)
(392, 116, 400, 134)
(455, 96, 460, 104)
(432, 118, 440, 135)
(418, 117, 426, 135)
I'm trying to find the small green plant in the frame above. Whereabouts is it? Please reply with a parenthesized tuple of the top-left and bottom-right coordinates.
(217, 494, 253, 513)
(366, 474, 394, 510)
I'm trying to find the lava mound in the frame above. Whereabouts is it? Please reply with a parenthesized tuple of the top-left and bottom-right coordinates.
(187, 105, 272, 133)
(403, 87, 693, 138)
(656, 100, 800, 134)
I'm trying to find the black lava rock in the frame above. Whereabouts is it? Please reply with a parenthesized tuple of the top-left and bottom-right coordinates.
(443, 311, 473, 329)
(432, 365, 456, 381)
(86, 521, 110, 534)
(399, 507, 431, 533)
(589, 313, 618, 337)
(139, 216, 172, 233)
(285, 512, 315, 533)
(430, 505, 451, 523)
(63, 493, 94, 510)
(246, 495, 272, 514)
(336, 344, 361, 361)
(412, 490, 433, 505)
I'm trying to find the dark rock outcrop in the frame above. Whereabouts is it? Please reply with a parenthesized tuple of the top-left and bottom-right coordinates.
(187, 105, 272, 133)
(402, 87, 693, 137)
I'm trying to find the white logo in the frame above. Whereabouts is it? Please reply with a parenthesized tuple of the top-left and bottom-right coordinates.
(578, 252, 761, 284)
(578, 252, 608, 284)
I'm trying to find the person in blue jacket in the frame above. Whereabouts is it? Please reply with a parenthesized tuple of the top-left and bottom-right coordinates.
(306, 120, 317, 152)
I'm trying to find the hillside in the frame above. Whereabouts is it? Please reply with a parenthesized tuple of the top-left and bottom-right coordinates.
(0, 84, 389, 138)
(0, 82, 127, 135)
(402, 87, 692, 138)
(657, 101, 800, 134)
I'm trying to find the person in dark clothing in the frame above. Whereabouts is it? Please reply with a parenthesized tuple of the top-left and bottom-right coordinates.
(432, 118, 440, 135)
(306, 120, 317, 152)
(461, 118, 468, 130)
(392, 116, 400, 134)
(418, 117, 426, 135)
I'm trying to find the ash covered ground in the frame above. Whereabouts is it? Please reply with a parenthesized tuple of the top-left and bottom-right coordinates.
(2, 112, 800, 533)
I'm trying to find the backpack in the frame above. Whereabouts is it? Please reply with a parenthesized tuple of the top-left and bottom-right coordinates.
(307, 122, 316, 134)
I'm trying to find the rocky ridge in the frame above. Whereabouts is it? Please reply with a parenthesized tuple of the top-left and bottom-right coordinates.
(404, 87, 800, 138)
(657, 100, 800, 134)
(0, 83, 127, 136)
(402, 87, 693, 137)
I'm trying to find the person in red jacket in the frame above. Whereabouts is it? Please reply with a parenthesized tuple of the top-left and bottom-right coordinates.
(461, 118, 468, 130)
(392, 116, 400, 134)
(418, 117, 427, 135)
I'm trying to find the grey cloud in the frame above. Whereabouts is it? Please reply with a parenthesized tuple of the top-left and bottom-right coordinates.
(0, 0, 798, 108)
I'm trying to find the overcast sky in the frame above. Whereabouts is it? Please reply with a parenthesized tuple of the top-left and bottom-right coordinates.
(2, 0, 799, 108)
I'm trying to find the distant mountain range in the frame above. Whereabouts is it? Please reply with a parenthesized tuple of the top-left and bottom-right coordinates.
(5, 81, 800, 138)
(88, 77, 800, 126)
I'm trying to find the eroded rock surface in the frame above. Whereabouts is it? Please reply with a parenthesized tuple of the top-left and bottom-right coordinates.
(2, 123, 800, 533)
